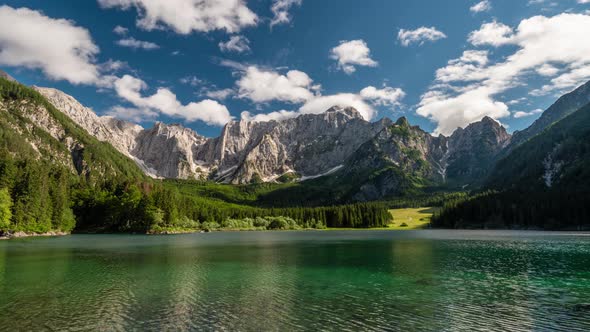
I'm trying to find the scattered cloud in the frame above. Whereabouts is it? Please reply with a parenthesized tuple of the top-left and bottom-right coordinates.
(507, 97, 526, 105)
(101, 59, 129, 72)
(0, 6, 103, 85)
(179, 76, 204, 87)
(113, 25, 129, 35)
(470, 1, 492, 13)
(270, 0, 302, 27)
(418, 13, 590, 135)
(236, 66, 316, 103)
(116, 37, 160, 50)
(205, 88, 235, 100)
(514, 108, 543, 118)
(218, 35, 251, 53)
(113, 75, 233, 125)
(397, 26, 447, 47)
(241, 110, 297, 122)
(105, 105, 158, 122)
(330, 40, 378, 74)
(360, 86, 406, 108)
(97, 0, 258, 34)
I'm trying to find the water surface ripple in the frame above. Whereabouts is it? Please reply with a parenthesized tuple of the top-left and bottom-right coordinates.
(1, 230, 589, 331)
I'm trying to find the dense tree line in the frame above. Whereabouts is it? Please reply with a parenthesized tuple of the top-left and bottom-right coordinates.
(431, 190, 590, 230)
(0, 151, 75, 233)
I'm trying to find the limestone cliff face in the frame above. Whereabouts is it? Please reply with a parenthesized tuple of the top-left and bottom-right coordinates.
(132, 122, 209, 179)
(36, 87, 215, 179)
(34, 87, 143, 154)
(204, 107, 392, 183)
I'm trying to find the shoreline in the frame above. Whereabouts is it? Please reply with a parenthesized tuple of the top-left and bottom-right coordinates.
(4, 228, 590, 240)
(0, 231, 70, 240)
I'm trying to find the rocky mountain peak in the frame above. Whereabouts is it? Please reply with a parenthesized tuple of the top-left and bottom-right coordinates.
(324, 106, 364, 119)
(458, 116, 511, 146)
(480, 116, 496, 124)
(395, 116, 410, 127)
(444, 116, 512, 186)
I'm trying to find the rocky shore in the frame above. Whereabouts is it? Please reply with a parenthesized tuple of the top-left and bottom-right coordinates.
(0, 231, 70, 240)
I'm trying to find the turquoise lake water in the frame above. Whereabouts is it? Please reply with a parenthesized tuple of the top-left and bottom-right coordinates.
(1, 230, 589, 331)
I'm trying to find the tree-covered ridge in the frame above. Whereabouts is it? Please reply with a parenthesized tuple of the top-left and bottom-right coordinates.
(0, 79, 147, 183)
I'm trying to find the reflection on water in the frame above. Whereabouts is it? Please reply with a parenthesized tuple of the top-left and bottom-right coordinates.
(0, 231, 590, 331)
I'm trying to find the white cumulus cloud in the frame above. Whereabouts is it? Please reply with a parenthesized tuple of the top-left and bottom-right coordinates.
(0, 6, 103, 85)
(114, 75, 233, 125)
(418, 13, 590, 135)
(360, 86, 406, 108)
(468, 21, 514, 46)
(231, 65, 404, 123)
(236, 66, 316, 103)
(330, 39, 378, 74)
(397, 27, 447, 47)
(97, 0, 258, 34)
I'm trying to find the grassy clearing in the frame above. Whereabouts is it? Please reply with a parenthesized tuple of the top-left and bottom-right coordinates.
(325, 207, 439, 231)
(387, 207, 438, 230)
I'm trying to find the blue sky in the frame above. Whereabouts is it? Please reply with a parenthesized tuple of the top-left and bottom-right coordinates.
(1, 0, 590, 137)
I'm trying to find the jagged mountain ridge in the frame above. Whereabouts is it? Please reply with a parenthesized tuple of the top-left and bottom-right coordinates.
(330, 116, 510, 201)
(35, 86, 512, 186)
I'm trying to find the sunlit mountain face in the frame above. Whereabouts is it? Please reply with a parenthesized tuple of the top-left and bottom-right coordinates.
(1, 0, 590, 137)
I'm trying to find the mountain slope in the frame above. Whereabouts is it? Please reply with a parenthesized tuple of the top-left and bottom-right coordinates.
(2, 81, 146, 183)
(433, 101, 590, 230)
(0, 69, 15, 82)
(508, 81, 590, 149)
(0, 76, 151, 233)
(487, 102, 590, 192)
